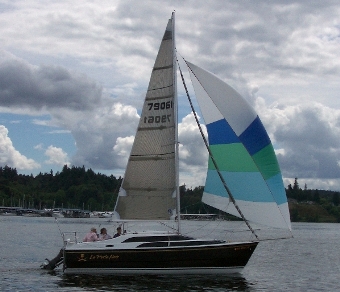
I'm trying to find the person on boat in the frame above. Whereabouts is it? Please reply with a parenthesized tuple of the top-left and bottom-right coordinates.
(113, 226, 122, 238)
(83, 227, 98, 242)
(99, 228, 112, 240)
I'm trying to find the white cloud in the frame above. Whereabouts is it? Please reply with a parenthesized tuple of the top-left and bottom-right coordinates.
(0, 125, 40, 169)
(178, 113, 207, 167)
(44, 145, 70, 166)
(68, 102, 140, 170)
(113, 136, 134, 168)
(34, 143, 44, 151)
(255, 97, 340, 189)
(48, 130, 71, 134)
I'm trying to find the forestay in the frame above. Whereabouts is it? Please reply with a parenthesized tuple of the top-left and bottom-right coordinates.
(186, 61, 291, 231)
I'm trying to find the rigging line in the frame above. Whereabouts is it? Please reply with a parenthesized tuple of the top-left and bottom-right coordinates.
(183, 220, 216, 236)
(159, 221, 178, 233)
(110, 177, 122, 206)
(176, 54, 259, 241)
(54, 217, 64, 243)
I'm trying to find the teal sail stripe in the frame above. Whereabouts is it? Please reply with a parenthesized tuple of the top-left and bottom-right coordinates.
(265, 173, 287, 205)
(205, 169, 277, 203)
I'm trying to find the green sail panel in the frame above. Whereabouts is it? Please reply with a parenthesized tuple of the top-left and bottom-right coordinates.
(208, 144, 258, 172)
(252, 144, 281, 180)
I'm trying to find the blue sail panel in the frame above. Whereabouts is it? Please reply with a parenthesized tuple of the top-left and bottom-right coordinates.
(239, 116, 271, 156)
(206, 119, 239, 145)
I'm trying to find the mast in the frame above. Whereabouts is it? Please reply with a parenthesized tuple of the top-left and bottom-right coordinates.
(172, 12, 181, 234)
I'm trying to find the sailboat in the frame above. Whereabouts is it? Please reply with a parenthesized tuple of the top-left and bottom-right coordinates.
(44, 12, 291, 275)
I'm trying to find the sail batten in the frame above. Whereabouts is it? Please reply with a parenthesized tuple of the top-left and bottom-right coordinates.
(146, 95, 173, 101)
(153, 64, 173, 70)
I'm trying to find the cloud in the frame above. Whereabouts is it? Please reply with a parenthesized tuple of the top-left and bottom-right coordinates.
(0, 55, 141, 172)
(255, 98, 340, 187)
(177, 113, 209, 187)
(34, 143, 44, 151)
(68, 102, 140, 170)
(0, 58, 102, 111)
(178, 113, 207, 167)
(44, 145, 70, 166)
(113, 136, 135, 168)
(0, 125, 40, 169)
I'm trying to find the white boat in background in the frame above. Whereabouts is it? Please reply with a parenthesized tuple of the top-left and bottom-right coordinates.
(52, 208, 64, 218)
(0, 207, 18, 216)
(90, 211, 113, 218)
(43, 12, 292, 275)
(99, 212, 113, 218)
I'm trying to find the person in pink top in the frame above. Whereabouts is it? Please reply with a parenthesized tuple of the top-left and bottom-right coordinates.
(83, 227, 98, 242)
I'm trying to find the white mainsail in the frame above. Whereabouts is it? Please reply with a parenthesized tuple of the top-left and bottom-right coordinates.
(115, 15, 177, 220)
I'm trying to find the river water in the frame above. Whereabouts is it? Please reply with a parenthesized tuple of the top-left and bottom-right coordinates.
(1, 216, 339, 291)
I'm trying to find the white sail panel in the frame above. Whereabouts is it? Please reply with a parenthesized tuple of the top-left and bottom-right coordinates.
(189, 70, 224, 124)
(202, 192, 289, 229)
(186, 61, 257, 136)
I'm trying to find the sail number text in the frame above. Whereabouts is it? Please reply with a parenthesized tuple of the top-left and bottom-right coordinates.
(144, 115, 171, 123)
(144, 101, 173, 124)
(147, 101, 173, 110)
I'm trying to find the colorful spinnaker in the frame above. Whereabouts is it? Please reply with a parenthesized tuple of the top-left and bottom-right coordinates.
(186, 61, 291, 231)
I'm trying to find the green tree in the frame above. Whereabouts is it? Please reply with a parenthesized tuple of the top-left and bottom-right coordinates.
(293, 178, 299, 191)
(313, 189, 320, 203)
(332, 192, 339, 206)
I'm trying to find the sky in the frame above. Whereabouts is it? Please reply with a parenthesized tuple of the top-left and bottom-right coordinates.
(0, 0, 340, 191)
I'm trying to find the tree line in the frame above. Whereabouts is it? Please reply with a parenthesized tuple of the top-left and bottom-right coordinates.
(0, 165, 216, 214)
(0, 165, 121, 211)
(1, 166, 340, 222)
(286, 178, 340, 222)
